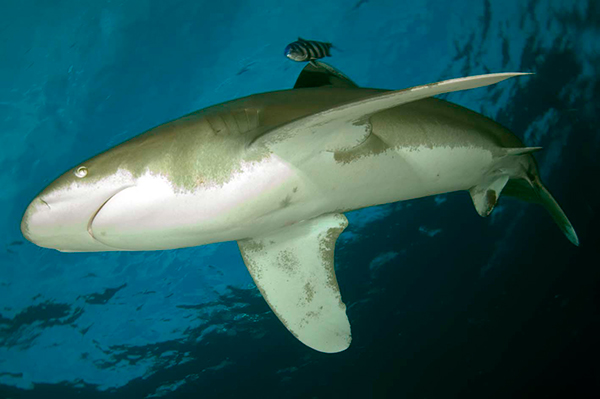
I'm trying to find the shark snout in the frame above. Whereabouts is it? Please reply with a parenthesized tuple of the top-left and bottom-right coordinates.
(20, 186, 129, 252)
(21, 196, 51, 244)
(21, 193, 78, 249)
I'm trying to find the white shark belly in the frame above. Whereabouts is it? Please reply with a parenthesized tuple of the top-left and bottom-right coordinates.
(295, 144, 494, 212)
(88, 154, 317, 250)
(89, 143, 493, 251)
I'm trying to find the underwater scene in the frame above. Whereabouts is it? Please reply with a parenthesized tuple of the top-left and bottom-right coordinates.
(1, 0, 599, 397)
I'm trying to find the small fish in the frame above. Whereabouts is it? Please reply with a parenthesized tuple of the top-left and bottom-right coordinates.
(284, 38, 333, 65)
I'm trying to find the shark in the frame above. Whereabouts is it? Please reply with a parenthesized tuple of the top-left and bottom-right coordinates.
(21, 62, 578, 353)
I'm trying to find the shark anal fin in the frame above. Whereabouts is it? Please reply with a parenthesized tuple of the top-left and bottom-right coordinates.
(469, 175, 510, 217)
(238, 213, 351, 353)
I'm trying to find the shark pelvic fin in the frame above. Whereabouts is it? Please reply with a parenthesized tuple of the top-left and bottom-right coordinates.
(469, 174, 510, 217)
(237, 213, 351, 353)
(257, 72, 530, 159)
(294, 60, 359, 89)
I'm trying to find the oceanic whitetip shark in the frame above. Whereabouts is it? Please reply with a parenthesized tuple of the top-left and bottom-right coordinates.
(21, 62, 578, 353)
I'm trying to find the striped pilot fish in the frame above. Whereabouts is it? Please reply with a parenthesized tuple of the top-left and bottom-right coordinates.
(284, 37, 333, 64)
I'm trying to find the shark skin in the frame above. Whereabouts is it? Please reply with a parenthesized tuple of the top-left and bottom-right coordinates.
(21, 63, 578, 353)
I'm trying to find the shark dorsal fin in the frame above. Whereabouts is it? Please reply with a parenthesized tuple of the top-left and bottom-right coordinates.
(294, 61, 359, 89)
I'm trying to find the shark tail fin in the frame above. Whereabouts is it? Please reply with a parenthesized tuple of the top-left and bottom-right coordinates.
(503, 178, 579, 246)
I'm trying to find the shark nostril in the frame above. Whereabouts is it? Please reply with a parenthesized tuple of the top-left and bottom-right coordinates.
(38, 198, 51, 210)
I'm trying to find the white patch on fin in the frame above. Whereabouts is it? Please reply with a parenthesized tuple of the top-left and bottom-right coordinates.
(237, 213, 350, 353)
(255, 72, 531, 160)
(469, 175, 510, 217)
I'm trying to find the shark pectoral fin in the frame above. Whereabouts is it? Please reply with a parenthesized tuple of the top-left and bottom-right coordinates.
(256, 72, 530, 157)
(237, 213, 351, 353)
(469, 175, 510, 217)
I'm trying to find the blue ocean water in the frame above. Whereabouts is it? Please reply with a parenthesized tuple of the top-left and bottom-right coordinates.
(1, 0, 598, 397)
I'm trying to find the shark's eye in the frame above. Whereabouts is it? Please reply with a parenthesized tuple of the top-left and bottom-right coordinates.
(74, 166, 88, 178)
